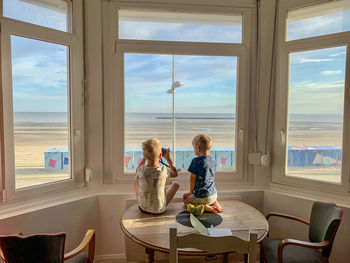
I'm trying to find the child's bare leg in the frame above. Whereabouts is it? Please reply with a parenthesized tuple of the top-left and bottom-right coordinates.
(166, 181, 180, 205)
(210, 200, 223, 213)
(204, 201, 223, 213)
(204, 204, 218, 213)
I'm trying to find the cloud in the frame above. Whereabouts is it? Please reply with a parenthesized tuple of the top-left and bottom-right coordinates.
(10, 38, 68, 112)
(290, 46, 346, 66)
(119, 20, 242, 43)
(6, 0, 67, 32)
(291, 81, 344, 90)
(329, 52, 346, 57)
(288, 9, 350, 40)
(289, 81, 345, 114)
(320, 70, 342, 75)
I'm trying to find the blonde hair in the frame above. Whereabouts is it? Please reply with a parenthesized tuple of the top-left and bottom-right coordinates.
(192, 134, 212, 152)
(142, 138, 161, 161)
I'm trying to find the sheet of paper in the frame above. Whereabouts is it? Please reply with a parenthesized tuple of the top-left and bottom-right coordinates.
(207, 228, 233, 237)
(190, 213, 209, 236)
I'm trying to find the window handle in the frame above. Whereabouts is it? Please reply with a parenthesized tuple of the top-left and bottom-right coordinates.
(239, 129, 244, 142)
(279, 129, 285, 144)
(73, 129, 81, 144)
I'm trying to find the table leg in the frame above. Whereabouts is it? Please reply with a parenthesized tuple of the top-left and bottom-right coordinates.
(244, 253, 248, 263)
(222, 253, 229, 263)
(145, 248, 154, 263)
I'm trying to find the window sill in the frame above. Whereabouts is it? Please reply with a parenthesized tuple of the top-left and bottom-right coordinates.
(119, 170, 245, 183)
(269, 182, 350, 208)
(0, 187, 92, 220)
(0, 183, 349, 221)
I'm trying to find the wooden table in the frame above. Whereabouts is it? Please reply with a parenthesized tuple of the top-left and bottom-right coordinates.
(121, 200, 268, 262)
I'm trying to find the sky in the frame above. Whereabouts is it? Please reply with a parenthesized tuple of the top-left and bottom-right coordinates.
(125, 54, 237, 114)
(5, 0, 69, 112)
(4, 0, 350, 115)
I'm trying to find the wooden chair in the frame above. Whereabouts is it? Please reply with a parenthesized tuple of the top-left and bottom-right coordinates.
(0, 229, 95, 263)
(169, 226, 258, 263)
(260, 201, 343, 263)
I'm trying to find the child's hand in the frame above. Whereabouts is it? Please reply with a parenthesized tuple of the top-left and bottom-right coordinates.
(183, 192, 192, 202)
(164, 148, 171, 161)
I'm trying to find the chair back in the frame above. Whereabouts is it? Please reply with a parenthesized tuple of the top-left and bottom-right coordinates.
(309, 201, 343, 258)
(0, 233, 66, 263)
(169, 227, 257, 263)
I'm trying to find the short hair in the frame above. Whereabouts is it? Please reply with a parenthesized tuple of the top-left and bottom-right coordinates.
(142, 138, 161, 161)
(192, 134, 212, 152)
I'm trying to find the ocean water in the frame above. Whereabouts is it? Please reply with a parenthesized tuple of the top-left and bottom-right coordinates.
(125, 112, 236, 146)
(125, 113, 343, 128)
(14, 112, 68, 125)
(125, 112, 234, 122)
(288, 114, 343, 131)
(289, 114, 343, 123)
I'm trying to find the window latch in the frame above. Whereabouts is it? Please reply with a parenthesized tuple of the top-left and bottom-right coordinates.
(239, 129, 244, 142)
(279, 129, 285, 144)
(73, 129, 81, 144)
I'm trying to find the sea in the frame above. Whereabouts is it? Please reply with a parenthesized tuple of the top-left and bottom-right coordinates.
(14, 112, 68, 126)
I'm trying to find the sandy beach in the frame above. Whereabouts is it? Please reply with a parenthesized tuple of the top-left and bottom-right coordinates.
(14, 124, 70, 188)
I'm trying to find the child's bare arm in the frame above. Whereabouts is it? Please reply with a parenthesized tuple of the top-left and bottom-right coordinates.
(164, 149, 178, 177)
(134, 179, 139, 199)
(183, 173, 196, 201)
(137, 156, 146, 168)
(168, 159, 178, 177)
(190, 173, 196, 193)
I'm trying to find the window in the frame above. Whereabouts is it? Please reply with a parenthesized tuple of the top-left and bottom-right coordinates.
(274, 0, 350, 191)
(103, 3, 253, 181)
(287, 0, 350, 41)
(119, 10, 242, 43)
(11, 36, 70, 189)
(1, 0, 84, 200)
(4, 0, 72, 32)
(287, 46, 346, 183)
(124, 54, 237, 172)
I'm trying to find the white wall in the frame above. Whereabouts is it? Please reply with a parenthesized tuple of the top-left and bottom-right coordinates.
(0, 190, 349, 262)
(0, 196, 97, 252)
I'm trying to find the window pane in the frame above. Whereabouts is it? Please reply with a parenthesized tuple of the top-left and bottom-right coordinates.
(11, 36, 70, 189)
(119, 10, 242, 43)
(287, 46, 346, 183)
(4, 0, 71, 32)
(124, 54, 237, 172)
(287, 0, 350, 41)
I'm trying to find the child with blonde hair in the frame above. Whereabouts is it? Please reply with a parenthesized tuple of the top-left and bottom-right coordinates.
(183, 134, 223, 213)
(135, 138, 179, 214)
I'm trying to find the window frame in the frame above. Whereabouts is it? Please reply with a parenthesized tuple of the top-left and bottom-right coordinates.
(102, 1, 255, 182)
(272, 0, 350, 193)
(0, 0, 85, 201)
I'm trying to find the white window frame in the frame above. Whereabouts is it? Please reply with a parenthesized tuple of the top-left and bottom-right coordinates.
(272, 0, 350, 193)
(102, 0, 255, 183)
(0, 0, 85, 200)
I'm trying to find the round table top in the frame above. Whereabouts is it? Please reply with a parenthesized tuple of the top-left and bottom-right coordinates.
(121, 200, 269, 255)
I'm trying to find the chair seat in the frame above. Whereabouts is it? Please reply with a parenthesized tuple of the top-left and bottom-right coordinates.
(65, 252, 88, 263)
(263, 237, 322, 263)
